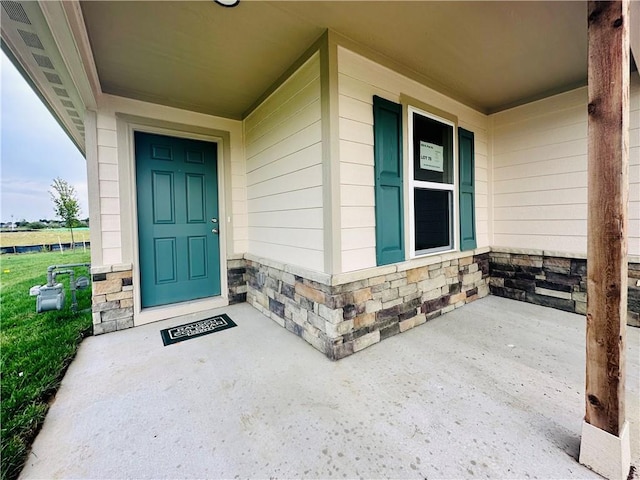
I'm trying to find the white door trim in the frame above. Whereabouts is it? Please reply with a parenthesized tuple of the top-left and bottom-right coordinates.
(115, 114, 231, 326)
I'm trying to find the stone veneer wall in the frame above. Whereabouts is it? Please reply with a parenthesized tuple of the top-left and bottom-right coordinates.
(90, 249, 638, 340)
(488, 249, 640, 327)
(91, 264, 134, 335)
(244, 250, 490, 360)
(91, 259, 247, 336)
(227, 257, 247, 304)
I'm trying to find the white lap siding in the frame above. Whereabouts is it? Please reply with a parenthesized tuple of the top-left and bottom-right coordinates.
(337, 47, 491, 272)
(491, 75, 639, 256)
(244, 53, 324, 272)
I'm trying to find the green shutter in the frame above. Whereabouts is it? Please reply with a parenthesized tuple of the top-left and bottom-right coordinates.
(458, 127, 476, 251)
(373, 96, 404, 265)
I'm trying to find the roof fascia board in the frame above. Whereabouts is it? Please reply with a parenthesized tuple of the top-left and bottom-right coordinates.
(61, 1, 102, 102)
(38, 0, 99, 110)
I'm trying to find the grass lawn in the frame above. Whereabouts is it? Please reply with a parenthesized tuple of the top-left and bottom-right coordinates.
(0, 229, 90, 248)
(0, 250, 92, 480)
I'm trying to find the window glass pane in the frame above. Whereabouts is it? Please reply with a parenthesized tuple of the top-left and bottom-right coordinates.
(412, 112, 453, 184)
(414, 188, 451, 251)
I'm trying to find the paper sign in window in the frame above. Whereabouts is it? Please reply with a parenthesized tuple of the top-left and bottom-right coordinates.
(419, 141, 444, 172)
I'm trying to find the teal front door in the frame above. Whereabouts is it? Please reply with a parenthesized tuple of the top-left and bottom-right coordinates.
(135, 131, 221, 308)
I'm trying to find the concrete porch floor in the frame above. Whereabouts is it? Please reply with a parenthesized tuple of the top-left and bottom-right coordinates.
(20, 296, 639, 479)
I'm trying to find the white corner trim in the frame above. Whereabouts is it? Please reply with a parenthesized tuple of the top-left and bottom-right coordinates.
(579, 421, 630, 480)
(321, 32, 342, 275)
(83, 110, 103, 265)
(631, 1, 640, 78)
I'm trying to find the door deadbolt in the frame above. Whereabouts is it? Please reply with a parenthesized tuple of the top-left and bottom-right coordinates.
(211, 218, 218, 223)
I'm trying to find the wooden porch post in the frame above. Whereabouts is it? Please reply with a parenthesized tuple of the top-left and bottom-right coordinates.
(579, 1, 630, 479)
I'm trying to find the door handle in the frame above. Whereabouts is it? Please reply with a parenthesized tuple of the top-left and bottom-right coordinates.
(212, 228, 219, 234)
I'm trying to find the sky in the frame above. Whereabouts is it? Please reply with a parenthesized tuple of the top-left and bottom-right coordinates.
(1, 51, 89, 224)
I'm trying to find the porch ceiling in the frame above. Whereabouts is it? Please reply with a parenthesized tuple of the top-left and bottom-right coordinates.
(81, 1, 589, 118)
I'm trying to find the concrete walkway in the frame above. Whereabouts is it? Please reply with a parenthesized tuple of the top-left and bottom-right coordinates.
(20, 296, 639, 479)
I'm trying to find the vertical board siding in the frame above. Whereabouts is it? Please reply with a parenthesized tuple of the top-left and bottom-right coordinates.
(337, 47, 490, 272)
(244, 53, 324, 272)
(491, 75, 640, 256)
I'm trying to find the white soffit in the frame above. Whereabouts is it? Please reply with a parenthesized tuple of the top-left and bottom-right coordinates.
(277, 1, 589, 114)
(80, 1, 590, 117)
(80, 0, 325, 120)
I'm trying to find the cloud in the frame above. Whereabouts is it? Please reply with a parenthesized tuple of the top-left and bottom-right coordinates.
(0, 176, 88, 221)
(1, 52, 88, 222)
(1, 56, 66, 142)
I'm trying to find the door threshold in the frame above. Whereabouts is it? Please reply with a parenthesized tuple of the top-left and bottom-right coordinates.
(135, 296, 229, 326)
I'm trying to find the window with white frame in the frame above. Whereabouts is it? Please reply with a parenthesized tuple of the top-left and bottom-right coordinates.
(408, 107, 457, 256)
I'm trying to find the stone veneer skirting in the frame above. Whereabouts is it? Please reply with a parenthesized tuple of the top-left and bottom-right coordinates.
(488, 248, 640, 327)
(227, 256, 248, 305)
(89, 248, 639, 343)
(91, 264, 134, 335)
(244, 250, 491, 360)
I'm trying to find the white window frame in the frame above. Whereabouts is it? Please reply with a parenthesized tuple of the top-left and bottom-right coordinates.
(407, 106, 459, 258)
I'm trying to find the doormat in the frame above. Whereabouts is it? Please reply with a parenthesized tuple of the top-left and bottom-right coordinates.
(160, 314, 236, 346)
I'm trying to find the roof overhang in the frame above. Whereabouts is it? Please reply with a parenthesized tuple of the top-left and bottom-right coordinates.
(2, 0, 638, 148)
(79, 0, 595, 118)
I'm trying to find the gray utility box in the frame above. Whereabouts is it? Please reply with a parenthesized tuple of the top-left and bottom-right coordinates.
(35, 284, 65, 313)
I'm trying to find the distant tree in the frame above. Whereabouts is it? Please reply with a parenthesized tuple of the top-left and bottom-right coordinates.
(50, 177, 81, 248)
(26, 222, 46, 230)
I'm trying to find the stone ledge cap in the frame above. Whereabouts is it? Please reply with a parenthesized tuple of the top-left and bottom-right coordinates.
(331, 265, 396, 286)
(90, 265, 111, 274)
(244, 253, 331, 285)
(489, 246, 545, 256)
(542, 250, 587, 260)
(112, 263, 133, 272)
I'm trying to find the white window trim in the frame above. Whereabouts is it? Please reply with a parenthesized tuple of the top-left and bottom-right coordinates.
(407, 106, 459, 258)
